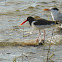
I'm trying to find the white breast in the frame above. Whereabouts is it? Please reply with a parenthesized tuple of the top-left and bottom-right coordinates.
(51, 10, 62, 23)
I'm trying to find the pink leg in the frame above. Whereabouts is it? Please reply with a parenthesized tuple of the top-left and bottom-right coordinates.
(36, 30, 45, 43)
(39, 29, 41, 36)
(43, 29, 45, 41)
(36, 29, 41, 41)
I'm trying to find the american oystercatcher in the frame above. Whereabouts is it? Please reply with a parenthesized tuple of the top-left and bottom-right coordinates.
(44, 7, 62, 23)
(20, 16, 58, 41)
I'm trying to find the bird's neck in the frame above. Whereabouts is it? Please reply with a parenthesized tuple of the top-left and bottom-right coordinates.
(51, 10, 59, 21)
(29, 19, 35, 26)
(29, 20, 34, 26)
(29, 21, 32, 26)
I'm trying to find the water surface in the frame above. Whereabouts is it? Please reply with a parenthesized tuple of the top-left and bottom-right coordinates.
(0, 0, 62, 62)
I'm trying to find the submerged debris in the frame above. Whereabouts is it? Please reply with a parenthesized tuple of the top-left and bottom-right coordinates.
(0, 39, 44, 47)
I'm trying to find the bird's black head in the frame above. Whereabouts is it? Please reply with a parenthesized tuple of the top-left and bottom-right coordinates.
(27, 16, 34, 21)
(27, 16, 34, 25)
(50, 7, 59, 11)
(20, 16, 34, 26)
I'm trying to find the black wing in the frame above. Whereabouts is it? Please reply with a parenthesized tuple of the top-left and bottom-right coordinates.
(34, 19, 56, 25)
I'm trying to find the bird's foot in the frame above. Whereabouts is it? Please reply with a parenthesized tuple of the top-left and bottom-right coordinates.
(35, 38, 44, 45)
(39, 38, 44, 44)
(35, 37, 39, 43)
(36, 36, 44, 43)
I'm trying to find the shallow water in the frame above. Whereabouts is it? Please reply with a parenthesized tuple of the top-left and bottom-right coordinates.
(0, 45, 62, 62)
(0, 0, 62, 62)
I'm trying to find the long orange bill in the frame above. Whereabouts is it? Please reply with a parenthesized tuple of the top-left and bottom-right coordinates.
(43, 9, 50, 11)
(20, 20, 27, 26)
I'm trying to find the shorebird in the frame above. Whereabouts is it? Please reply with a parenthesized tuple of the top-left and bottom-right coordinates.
(44, 7, 62, 23)
(20, 16, 58, 40)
